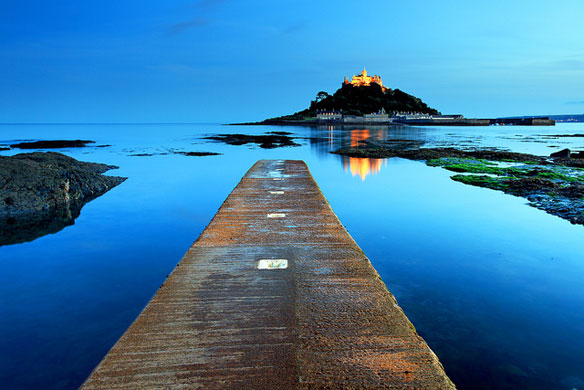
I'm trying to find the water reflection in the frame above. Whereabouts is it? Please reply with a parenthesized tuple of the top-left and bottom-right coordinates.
(3, 122, 584, 390)
(0, 204, 82, 246)
(309, 125, 427, 180)
(342, 156, 387, 180)
(349, 128, 371, 147)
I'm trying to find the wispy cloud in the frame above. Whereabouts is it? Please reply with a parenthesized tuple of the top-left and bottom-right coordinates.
(566, 100, 584, 105)
(281, 21, 306, 35)
(167, 0, 226, 35)
(191, 0, 227, 9)
(148, 64, 203, 75)
(169, 1, 305, 37)
(168, 18, 211, 35)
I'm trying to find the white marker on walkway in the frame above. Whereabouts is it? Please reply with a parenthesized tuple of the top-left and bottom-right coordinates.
(257, 259, 288, 270)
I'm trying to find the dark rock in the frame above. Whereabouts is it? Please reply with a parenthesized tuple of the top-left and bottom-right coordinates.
(332, 146, 546, 164)
(571, 151, 584, 159)
(550, 148, 571, 158)
(205, 134, 301, 149)
(558, 183, 584, 199)
(10, 140, 95, 149)
(174, 151, 222, 157)
(507, 177, 559, 196)
(129, 152, 170, 157)
(265, 131, 293, 136)
(0, 152, 126, 246)
(564, 159, 584, 168)
(0, 147, 9, 151)
(544, 134, 584, 138)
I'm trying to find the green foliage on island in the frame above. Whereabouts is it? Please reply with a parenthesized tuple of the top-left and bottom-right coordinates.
(264, 82, 439, 122)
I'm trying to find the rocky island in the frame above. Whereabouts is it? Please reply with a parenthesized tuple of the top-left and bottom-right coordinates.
(0, 152, 126, 246)
(246, 68, 441, 125)
(239, 68, 554, 126)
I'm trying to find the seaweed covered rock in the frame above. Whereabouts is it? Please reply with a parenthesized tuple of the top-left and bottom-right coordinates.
(205, 133, 300, 149)
(332, 144, 584, 226)
(0, 152, 126, 245)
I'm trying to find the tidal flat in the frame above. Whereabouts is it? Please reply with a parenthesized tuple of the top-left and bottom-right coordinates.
(333, 144, 584, 226)
(1, 123, 584, 390)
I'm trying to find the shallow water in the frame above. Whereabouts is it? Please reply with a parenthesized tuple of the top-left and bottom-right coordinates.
(1, 123, 584, 390)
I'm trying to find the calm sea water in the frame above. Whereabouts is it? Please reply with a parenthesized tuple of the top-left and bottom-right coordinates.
(1, 123, 584, 390)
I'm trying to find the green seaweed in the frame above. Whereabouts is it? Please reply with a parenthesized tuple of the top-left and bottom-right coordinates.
(451, 174, 512, 191)
(533, 169, 584, 183)
(428, 157, 522, 176)
(534, 170, 572, 182)
(427, 157, 584, 184)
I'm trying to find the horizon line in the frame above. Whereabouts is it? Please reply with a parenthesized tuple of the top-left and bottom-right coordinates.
(0, 122, 227, 126)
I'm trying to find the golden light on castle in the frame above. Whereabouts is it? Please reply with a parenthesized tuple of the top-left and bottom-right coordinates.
(344, 68, 388, 92)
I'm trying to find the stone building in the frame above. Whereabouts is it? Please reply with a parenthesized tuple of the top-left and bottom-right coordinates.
(363, 108, 389, 122)
(316, 109, 343, 122)
(343, 68, 387, 92)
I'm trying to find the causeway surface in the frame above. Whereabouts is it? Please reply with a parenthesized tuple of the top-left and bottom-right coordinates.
(81, 160, 455, 389)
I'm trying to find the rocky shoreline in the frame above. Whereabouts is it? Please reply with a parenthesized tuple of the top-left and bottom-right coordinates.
(0, 152, 126, 245)
(332, 143, 584, 226)
(9, 140, 96, 149)
(204, 132, 301, 148)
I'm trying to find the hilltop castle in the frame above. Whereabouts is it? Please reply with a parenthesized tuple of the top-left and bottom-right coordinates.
(343, 68, 387, 92)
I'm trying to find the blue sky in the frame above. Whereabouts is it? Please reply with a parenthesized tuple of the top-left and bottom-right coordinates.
(1, 0, 583, 122)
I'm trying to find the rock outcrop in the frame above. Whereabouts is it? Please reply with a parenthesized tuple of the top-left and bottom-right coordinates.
(10, 140, 95, 149)
(551, 148, 571, 158)
(0, 152, 126, 245)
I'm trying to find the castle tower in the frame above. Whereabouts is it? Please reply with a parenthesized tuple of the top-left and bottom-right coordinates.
(344, 68, 388, 92)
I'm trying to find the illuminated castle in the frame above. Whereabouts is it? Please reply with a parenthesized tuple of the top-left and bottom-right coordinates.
(343, 68, 387, 91)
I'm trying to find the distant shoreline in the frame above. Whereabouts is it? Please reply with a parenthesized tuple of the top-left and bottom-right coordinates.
(230, 117, 556, 127)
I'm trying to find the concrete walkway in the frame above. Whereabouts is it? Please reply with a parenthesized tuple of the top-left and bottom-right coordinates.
(81, 160, 455, 389)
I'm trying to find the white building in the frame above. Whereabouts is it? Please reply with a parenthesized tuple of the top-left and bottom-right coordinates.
(316, 109, 343, 122)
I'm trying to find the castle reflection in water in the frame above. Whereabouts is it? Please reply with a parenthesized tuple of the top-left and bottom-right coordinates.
(309, 125, 427, 181)
(342, 156, 386, 181)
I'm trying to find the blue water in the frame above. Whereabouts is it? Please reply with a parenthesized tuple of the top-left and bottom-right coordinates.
(1, 123, 584, 390)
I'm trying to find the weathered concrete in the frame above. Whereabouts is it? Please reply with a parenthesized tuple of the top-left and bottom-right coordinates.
(81, 160, 455, 389)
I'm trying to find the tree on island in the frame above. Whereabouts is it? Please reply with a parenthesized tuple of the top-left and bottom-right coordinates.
(312, 91, 330, 105)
